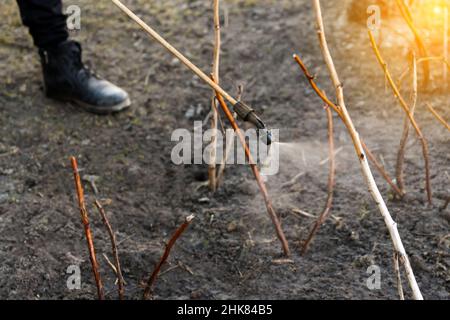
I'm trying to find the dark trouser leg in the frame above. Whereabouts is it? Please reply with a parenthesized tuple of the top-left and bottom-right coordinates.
(16, 0, 69, 49)
(16, 0, 130, 113)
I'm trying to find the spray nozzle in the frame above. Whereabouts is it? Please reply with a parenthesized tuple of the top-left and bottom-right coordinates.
(259, 128, 273, 146)
(233, 101, 272, 145)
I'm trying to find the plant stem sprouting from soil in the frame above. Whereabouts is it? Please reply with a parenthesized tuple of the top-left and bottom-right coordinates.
(212, 75, 291, 257)
(396, 54, 418, 195)
(369, 30, 432, 205)
(302, 106, 335, 255)
(70, 157, 105, 300)
(426, 103, 450, 132)
(294, 0, 423, 299)
(94, 200, 125, 300)
(143, 214, 195, 300)
(208, 0, 221, 192)
(394, 0, 430, 88)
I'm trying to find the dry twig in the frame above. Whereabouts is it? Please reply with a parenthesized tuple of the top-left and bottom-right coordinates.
(208, 0, 221, 192)
(281, 171, 305, 189)
(393, 251, 405, 300)
(395, 0, 430, 88)
(319, 146, 343, 165)
(396, 54, 418, 195)
(94, 200, 125, 300)
(103, 253, 127, 285)
(426, 103, 450, 132)
(302, 106, 335, 255)
(70, 157, 104, 300)
(143, 215, 195, 300)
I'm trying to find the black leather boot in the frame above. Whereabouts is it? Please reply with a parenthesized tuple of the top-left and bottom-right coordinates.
(39, 40, 131, 114)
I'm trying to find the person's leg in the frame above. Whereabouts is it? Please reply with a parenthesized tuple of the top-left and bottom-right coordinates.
(16, 0, 130, 114)
(16, 0, 69, 49)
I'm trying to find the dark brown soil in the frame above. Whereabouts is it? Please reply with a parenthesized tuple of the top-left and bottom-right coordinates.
(0, 0, 448, 300)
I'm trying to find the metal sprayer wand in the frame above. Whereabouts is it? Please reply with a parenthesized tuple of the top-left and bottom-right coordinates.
(111, 0, 270, 143)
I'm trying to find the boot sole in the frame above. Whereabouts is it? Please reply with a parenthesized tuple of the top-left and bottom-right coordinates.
(48, 94, 131, 115)
(72, 97, 132, 115)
